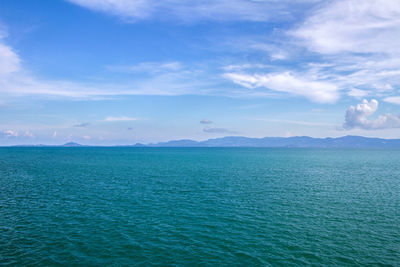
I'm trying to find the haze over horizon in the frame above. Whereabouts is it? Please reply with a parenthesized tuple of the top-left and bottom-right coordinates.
(1, 0, 400, 145)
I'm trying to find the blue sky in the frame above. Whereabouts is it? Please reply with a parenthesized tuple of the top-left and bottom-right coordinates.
(1, 0, 400, 145)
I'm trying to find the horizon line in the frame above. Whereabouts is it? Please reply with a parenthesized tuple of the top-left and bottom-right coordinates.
(2, 135, 400, 147)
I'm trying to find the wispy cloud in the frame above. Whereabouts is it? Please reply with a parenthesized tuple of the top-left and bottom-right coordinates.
(203, 127, 237, 134)
(292, 0, 400, 55)
(200, 119, 213, 124)
(0, 130, 35, 138)
(222, 0, 400, 104)
(0, 30, 219, 101)
(66, 0, 315, 23)
(288, 0, 400, 101)
(106, 62, 182, 73)
(222, 63, 273, 72)
(347, 88, 369, 99)
(224, 72, 339, 103)
(384, 96, 400, 105)
(343, 99, 400, 130)
(3, 0, 400, 112)
(74, 122, 90, 128)
(0, 130, 19, 138)
(0, 29, 21, 77)
(250, 118, 337, 127)
(0, 24, 216, 100)
(104, 116, 138, 122)
(23, 131, 35, 138)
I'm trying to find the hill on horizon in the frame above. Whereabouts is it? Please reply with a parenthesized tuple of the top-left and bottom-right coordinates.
(142, 135, 400, 148)
(7, 135, 400, 148)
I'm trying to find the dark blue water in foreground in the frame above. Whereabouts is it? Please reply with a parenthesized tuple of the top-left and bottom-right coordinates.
(1, 148, 399, 266)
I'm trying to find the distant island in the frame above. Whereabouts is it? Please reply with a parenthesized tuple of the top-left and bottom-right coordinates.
(9, 135, 400, 148)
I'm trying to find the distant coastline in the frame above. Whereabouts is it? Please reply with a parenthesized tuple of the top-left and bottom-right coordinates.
(6, 135, 400, 148)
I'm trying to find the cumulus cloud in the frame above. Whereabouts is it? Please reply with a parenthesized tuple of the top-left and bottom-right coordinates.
(224, 72, 339, 103)
(203, 127, 237, 134)
(104, 116, 138, 122)
(74, 122, 90, 127)
(343, 99, 400, 130)
(200, 119, 213, 124)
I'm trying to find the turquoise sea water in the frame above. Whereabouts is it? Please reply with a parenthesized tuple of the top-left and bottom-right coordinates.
(1, 147, 399, 266)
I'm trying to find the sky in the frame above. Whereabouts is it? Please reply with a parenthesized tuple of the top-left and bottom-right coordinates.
(1, 0, 400, 145)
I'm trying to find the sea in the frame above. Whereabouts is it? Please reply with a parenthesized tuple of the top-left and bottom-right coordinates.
(1, 147, 399, 266)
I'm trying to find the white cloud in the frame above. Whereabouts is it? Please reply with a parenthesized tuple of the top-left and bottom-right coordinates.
(293, 0, 400, 55)
(250, 118, 337, 127)
(0, 49, 213, 99)
(348, 88, 369, 99)
(0, 27, 20, 71)
(222, 63, 272, 72)
(1, 130, 19, 138)
(104, 116, 138, 122)
(200, 119, 213, 124)
(1, 74, 198, 99)
(74, 122, 90, 127)
(0, 24, 217, 100)
(0, 26, 223, 101)
(343, 99, 400, 130)
(3, 0, 399, 107)
(289, 0, 400, 101)
(0, 30, 21, 77)
(0, 130, 21, 138)
(224, 72, 339, 103)
(23, 131, 35, 138)
(66, 0, 316, 23)
(68, 0, 151, 20)
(106, 61, 182, 73)
(203, 127, 237, 134)
(0, 130, 35, 139)
(248, 43, 289, 61)
(384, 96, 400, 105)
(285, 131, 293, 137)
(222, 2, 400, 103)
(82, 135, 91, 140)
(0, 43, 20, 76)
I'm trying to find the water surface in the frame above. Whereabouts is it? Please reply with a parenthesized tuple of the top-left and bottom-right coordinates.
(1, 148, 399, 266)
